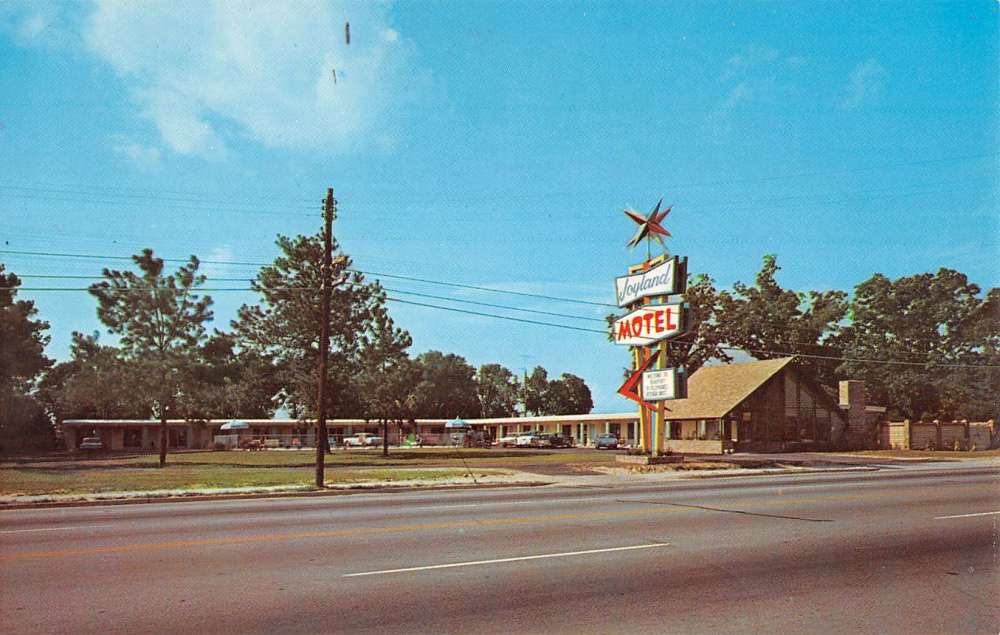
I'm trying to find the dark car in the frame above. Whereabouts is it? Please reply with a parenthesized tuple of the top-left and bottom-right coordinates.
(595, 433, 619, 450)
(548, 434, 574, 448)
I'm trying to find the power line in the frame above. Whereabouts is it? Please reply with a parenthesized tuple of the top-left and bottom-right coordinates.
(4, 150, 993, 209)
(0, 249, 619, 308)
(21, 272, 951, 355)
(358, 269, 617, 308)
(0, 183, 315, 208)
(0, 189, 316, 218)
(5, 285, 998, 369)
(14, 275, 608, 323)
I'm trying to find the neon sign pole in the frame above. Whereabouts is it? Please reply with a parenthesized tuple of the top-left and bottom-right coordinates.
(613, 199, 688, 454)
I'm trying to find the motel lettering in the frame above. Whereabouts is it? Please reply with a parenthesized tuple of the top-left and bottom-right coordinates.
(611, 304, 684, 346)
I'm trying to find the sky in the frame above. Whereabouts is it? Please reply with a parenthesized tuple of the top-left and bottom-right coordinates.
(1, 0, 997, 413)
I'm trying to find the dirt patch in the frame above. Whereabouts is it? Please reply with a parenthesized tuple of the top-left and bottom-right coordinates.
(593, 461, 743, 475)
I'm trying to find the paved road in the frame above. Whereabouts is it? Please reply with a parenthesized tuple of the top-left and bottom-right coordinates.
(2, 463, 998, 634)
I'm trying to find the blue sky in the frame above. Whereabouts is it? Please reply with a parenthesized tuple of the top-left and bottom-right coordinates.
(1, 1, 997, 412)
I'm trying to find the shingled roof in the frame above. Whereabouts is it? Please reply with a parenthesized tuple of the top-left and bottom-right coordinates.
(661, 357, 795, 420)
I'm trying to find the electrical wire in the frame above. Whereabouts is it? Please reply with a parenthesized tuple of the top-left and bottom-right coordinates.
(18, 272, 952, 358)
(5, 285, 998, 369)
(0, 249, 620, 308)
(4, 150, 992, 208)
(14, 275, 608, 323)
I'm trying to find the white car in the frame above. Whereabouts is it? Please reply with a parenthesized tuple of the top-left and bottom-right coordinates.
(515, 432, 542, 447)
(343, 433, 382, 447)
(496, 432, 520, 448)
(79, 436, 105, 451)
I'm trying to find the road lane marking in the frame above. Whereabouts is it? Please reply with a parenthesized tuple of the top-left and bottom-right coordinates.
(934, 511, 1000, 520)
(0, 524, 112, 534)
(0, 507, 686, 562)
(342, 543, 672, 577)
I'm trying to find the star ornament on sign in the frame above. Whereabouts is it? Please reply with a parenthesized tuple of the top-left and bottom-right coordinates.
(624, 198, 672, 251)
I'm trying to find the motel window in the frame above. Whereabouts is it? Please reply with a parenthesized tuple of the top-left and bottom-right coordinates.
(698, 420, 720, 440)
(669, 421, 681, 439)
(123, 429, 141, 448)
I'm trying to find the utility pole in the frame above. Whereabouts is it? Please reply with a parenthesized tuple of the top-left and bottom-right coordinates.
(315, 187, 335, 488)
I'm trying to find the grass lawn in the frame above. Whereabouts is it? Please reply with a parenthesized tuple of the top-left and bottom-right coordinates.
(0, 461, 504, 497)
(0, 448, 622, 497)
(2, 447, 619, 469)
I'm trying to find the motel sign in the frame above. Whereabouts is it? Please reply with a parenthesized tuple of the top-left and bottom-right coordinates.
(611, 303, 684, 346)
(611, 199, 690, 453)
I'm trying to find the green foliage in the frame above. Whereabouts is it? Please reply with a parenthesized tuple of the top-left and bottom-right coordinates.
(180, 332, 283, 420)
(412, 351, 480, 418)
(0, 264, 52, 393)
(663, 273, 731, 376)
(233, 233, 382, 418)
(37, 332, 151, 421)
(0, 392, 54, 454)
(544, 372, 593, 415)
(475, 364, 521, 418)
(88, 249, 214, 465)
(835, 269, 998, 421)
(523, 366, 549, 416)
(0, 264, 54, 453)
(718, 254, 847, 383)
(357, 298, 416, 431)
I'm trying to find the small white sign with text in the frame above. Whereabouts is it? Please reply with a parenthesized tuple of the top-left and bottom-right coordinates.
(641, 368, 681, 401)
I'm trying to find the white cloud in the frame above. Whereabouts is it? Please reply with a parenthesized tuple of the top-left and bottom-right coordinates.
(720, 46, 779, 82)
(0, 1, 81, 48)
(202, 245, 236, 280)
(709, 46, 795, 140)
(113, 137, 162, 170)
(83, 1, 420, 157)
(840, 58, 885, 110)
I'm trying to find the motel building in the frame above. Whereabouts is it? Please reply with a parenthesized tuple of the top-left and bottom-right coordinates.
(63, 357, 882, 453)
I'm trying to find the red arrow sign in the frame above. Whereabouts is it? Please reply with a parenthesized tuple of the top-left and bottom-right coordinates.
(617, 350, 666, 414)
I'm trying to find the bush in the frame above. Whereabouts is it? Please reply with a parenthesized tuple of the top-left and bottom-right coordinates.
(212, 442, 228, 451)
(0, 393, 57, 454)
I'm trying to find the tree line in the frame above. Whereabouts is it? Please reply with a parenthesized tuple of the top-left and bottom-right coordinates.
(1, 235, 997, 456)
(0, 231, 593, 456)
(628, 254, 998, 424)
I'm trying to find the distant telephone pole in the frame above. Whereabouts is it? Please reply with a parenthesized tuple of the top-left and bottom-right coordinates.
(315, 187, 335, 488)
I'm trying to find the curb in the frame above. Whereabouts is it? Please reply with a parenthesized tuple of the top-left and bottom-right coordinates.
(679, 466, 882, 479)
(0, 481, 551, 511)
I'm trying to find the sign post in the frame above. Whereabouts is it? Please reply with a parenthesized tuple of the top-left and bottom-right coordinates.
(612, 199, 689, 455)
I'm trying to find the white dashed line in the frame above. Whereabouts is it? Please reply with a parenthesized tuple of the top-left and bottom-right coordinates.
(0, 524, 113, 534)
(934, 511, 1000, 520)
(343, 542, 671, 577)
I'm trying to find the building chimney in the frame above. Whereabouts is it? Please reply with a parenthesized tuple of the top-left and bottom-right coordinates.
(839, 380, 870, 448)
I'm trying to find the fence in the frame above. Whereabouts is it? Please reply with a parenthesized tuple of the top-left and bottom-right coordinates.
(879, 419, 996, 450)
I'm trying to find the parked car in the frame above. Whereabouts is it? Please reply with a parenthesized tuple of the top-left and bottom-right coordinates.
(595, 433, 619, 450)
(529, 433, 554, 448)
(496, 432, 520, 448)
(548, 434, 574, 448)
(79, 436, 105, 451)
(516, 431, 542, 447)
(343, 433, 383, 447)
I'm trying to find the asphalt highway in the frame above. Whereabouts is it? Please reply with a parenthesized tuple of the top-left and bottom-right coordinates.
(2, 463, 999, 634)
